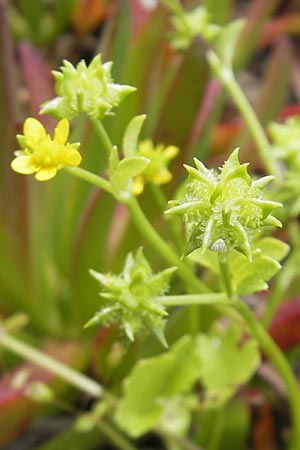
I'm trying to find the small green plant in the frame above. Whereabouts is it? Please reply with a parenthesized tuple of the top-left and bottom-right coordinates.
(1, 2, 300, 450)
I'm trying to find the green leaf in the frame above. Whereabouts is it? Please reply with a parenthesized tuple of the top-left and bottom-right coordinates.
(252, 237, 290, 262)
(115, 336, 201, 437)
(230, 237, 286, 295)
(123, 114, 147, 157)
(110, 156, 149, 199)
(196, 324, 260, 405)
(234, 253, 280, 295)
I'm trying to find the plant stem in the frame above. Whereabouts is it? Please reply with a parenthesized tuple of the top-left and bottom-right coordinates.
(218, 253, 233, 298)
(161, 291, 229, 336)
(126, 197, 210, 294)
(207, 51, 280, 178)
(157, 428, 205, 450)
(0, 328, 103, 398)
(65, 165, 210, 295)
(90, 118, 113, 156)
(64, 166, 112, 193)
(207, 407, 225, 450)
(233, 299, 300, 450)
(159, 293, 227, 306)
(149, 184, 184, 250)
(97, 420, 138, 450)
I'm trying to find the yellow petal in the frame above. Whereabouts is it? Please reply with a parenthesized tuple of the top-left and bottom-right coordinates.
(11, 156, 37, 174)
(164, 145, 179, 158)
(24, 118, 46, 148)
(54, 119, 69, 145)
(132, 176, 144, 195)
(35, 167, 57, 181)
(62, 148, 82, 167)
(153, 169, 172, 185)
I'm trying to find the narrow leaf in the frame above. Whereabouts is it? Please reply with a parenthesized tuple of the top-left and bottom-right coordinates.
(123, 114, 147, 157)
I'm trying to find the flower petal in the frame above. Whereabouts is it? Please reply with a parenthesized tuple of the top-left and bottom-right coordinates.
(164, 145, 179, 158)
(54, 118, 69, 144)
(153, 169, 172, 185)
(11, 156, 37, 174)
(132, 176, 144, 195)
(61, 147, 82, 167)
(35, 167, 57, 181)
(24, 118, 46, 148)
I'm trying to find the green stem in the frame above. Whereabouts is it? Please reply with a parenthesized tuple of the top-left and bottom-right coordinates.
(64, 165, 210, 295)
(218, 253, 233, 298)
(207, 408, 225, 450)
(233, 299, 300, 450)
(126, 197, 210, 294)
(0, 328, 103, 398)
(149, 184, 184, 250)
(159, 293, 227, 306)
(207, 51, 280, 178)
(64, 166, 112, 193)
(160, 292, 229, 336)
(158, 428, 204, 450)
(97, 420, 138, 450)
(90, 118, 113, 156)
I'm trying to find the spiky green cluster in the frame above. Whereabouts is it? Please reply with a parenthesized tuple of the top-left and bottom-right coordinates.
(166, 149, 281, 260)
(170, 6, 220, 50)
(86, 249, 176, 346)
(268, 116, 300, 216)
(40, 55, 135, 120)
(268, 116, 300, 165)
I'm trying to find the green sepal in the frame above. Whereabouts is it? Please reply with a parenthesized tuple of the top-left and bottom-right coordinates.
(123, 115, 147, 158)
(16, 134, 26, 148)
(264, 215, 282, 228)
(165, 200, 210, 216)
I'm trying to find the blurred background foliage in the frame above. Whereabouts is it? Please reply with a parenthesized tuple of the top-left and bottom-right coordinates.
(1, 0, 300, 448)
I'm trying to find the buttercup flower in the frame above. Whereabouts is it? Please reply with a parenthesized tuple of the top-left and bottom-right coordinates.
(166, 149, 281, 259)
(11, 118, 81, 181)
(40, 55, 136, 120)
(132, 139, 179, 195)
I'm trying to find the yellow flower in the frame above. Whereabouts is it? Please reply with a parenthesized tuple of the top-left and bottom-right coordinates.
(11, 118, 81, 181)
(132, 139, 179, 195)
